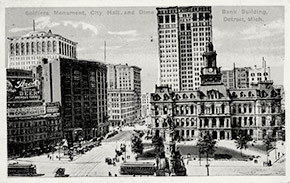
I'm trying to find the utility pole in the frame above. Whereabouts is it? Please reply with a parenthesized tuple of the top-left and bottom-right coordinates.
(233, 62, 236, 88)
(104, 40, 106, 63)
(33, 19, 35, 31)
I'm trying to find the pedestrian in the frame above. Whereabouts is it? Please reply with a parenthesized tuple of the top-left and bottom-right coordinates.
(47, 154, 49, 158)
(108, 172, 112, 176)
(50, 156, 52, 160)
(115, 174, 117, 177)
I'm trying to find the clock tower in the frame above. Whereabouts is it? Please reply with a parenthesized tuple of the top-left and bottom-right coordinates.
(200, 42, 222, 86)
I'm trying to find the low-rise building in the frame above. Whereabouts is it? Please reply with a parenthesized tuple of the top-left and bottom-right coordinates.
(141, 93, 151, 118)
(7, 68, 62, 157)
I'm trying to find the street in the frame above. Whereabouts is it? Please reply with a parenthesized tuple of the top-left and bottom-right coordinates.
(10, 128, 135, 177)
(8, 124, 285, 177)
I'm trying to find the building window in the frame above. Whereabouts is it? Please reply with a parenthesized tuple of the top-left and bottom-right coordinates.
(16, 43, 20, 55)
(165, 15, 169, 23)
(171, 15, 176, 23)
(262, 116, 266, 126)
(10, 43, 14, 55)
(21, 42, 25, 55)
(53, 41, 57, 53)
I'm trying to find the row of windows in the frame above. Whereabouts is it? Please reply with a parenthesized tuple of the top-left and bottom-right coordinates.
(10, 41, 76, 58)
(250, 72, 268, 77)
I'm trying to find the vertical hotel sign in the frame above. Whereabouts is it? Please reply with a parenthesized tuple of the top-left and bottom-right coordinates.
(7, 77, 42, 101)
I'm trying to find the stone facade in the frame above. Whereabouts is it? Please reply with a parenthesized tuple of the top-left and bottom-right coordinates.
(150, 42, 283, 141)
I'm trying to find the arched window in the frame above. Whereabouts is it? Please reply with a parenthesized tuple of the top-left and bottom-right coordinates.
(42, 41, 46, 54)
(262, 116, 266, 126)
(249, 117, 253, 126)
(185, 106, 189, 114)
(37, 42, 41, 54)
(240, 92, 244, 98)
(232, 104, 236, 113)
(16, 43, 20, 55)
(243, 104, 247, 113)
(59, 41, 62, 54)
(180, 105, 184, 115)
(232, 92, 237, 98)
(10, 43, 14, 55)
(190, 93, 195, 99)
(186, 118, 190, 126)
(271, 90, 276, 97)
(155, 106, 159, 115)
(65, 44, 67, 56)
(21, 42, 25, 55)
(62, 42, 64, 55)
(26, 42, 30, 55)
(53, 41, 57, 53)
(47, 41, 52, 54)
(31, 42, 35, 54)
(261, 103, 266, 113)
(163, 106, 168, 115)
(248, 91, 252, 97)
(238, 104, 242, 113)
(249, 104, 252, 113)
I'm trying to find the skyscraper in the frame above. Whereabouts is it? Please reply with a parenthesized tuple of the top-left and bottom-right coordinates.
(157, 6, 213, 91)
(107, 64, 141, 127)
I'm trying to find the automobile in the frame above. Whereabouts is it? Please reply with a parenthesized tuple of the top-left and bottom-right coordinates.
(54, 168, 69, 177)
(105, 157, 113, 165)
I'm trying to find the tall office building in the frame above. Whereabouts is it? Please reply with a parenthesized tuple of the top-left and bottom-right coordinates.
(157, 6, 213, 91)
(107, 64, 141, 127)
(7, 30, 77, 70)
(42, 58, 108, 144)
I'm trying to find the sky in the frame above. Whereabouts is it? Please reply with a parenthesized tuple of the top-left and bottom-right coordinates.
(5, 6, 284, 93)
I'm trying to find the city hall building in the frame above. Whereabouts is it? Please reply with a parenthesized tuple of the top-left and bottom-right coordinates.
(150, 42, 283, 141)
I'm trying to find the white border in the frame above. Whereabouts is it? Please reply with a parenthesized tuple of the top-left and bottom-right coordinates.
(0, 0, 289, 183)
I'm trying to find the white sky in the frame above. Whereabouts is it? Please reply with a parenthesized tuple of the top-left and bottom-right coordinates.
(6, 6, 284, 93)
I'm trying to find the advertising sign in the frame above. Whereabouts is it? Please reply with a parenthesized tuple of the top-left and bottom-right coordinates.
(7, 106, 46, 117)
(7, 77, 42, 101)
(46, 102, 60, 113)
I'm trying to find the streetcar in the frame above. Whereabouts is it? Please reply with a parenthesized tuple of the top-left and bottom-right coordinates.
(119, 162, 156, 175)
(8, 163, 44, 177)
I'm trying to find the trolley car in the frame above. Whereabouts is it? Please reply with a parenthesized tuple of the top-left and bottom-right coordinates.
(119, 162, 156, 175)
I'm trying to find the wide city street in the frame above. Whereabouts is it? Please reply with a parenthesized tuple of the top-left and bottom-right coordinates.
(8, 124, 285, 177)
